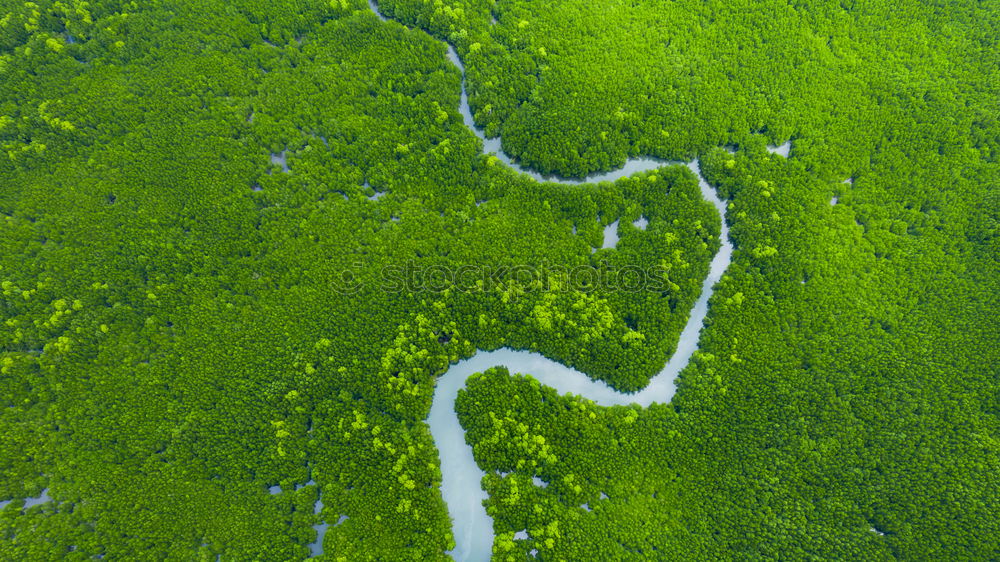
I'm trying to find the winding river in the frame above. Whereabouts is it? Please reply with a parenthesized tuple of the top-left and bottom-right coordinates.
(364, 3, 734, 560)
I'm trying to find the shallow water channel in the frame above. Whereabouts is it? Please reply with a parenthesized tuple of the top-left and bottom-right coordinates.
(358, 3, 737, 560)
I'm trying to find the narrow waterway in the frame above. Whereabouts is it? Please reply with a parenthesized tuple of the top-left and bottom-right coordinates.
(427, 161, 731, 561)
(367, 0, 671, 185)
(362, 3, 735, 560)
(0, 488, 51, 512)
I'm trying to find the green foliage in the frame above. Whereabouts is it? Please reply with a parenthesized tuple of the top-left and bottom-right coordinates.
(382, 0, 1000, 180)
(458, 145, 1000, 559)
(0, 0, 716, 557)
(0, 0, 997, 559)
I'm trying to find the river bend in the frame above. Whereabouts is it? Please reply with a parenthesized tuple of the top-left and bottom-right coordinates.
(365, 3, 734, 560)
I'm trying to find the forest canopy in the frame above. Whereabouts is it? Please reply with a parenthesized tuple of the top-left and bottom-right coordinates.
(0, 0, 998, 560)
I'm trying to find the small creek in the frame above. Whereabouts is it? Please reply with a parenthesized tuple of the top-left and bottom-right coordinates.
(426, 161, 731, 561)
(360, 3, 736, 560)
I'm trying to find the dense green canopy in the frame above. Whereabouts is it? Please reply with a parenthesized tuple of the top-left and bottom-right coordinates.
(1, 0, 997, 559)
